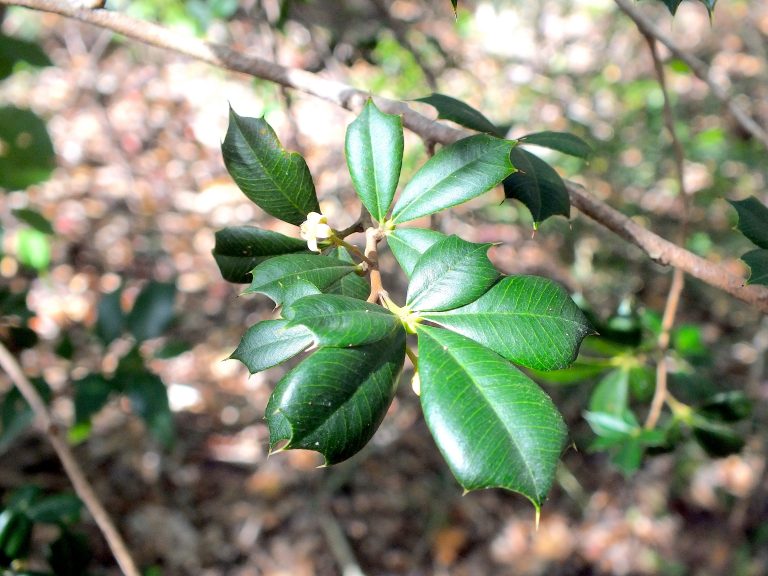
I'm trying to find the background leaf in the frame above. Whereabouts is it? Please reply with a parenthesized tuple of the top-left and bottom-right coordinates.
(266, 329, 405, 464)
(345, 99, 403, 221)
(11, 209, 54, 235)
(406, 235, 498, 312)
(729, 197, 768, 249)
(73, 375, 114, 428)
(503, 148, 570, 226)
(386, 227, 446, 278)
(126, 281, 176, 342)
(0, 106, 56, 190)
(417, 326, 567, 508)
(391, 134, 515, 223)
(415, 93, 500, 135)
(95, 288, 124, 345)
(231, 319, 313, 374)
(742, 249, 768, 285)
(15, 228, 50, 271)
(0, 32, 51, 81)
(124, 371, 174, 448)
(222, 108, 320, 225)
(213, 226, 308, 283)
(519, 131, 592, 158)
(423, 275, 592, 370)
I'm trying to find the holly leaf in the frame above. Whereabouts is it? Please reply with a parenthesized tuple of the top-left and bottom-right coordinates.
(503, 148, 570, 226)
(415, 93, 500, 135)
(11, 209, 54, 235)
(0, 106, 55, 190)
(231, 319, 313, 373)
(417, 325, 567, 509)
(125, 281, 176, 342)
(406, 235, 498, 312)
(213, 226, 308, 283)
(519, 131, 592, 159)
(325, 247, 370, 300)
(0, 32, 52, 81)
(386, 227, 446, 278)
(266, 328, 405, 464)
(391, 134, 515, 223)
(729, 197, 768, 249)
(423, 275, 593, 371)
(345, 99, 403, 222)
(286, 294, 402, 346)
(742, 249, 768, 286)
(244, 254, 358, 306)
(125, 371, 174, 448)
(222, 107, 320, 225)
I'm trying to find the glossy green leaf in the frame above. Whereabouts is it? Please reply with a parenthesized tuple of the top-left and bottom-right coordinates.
(11, 209, 53, 235)
(231, 319, 313, 374)
(391, 134, 515, 223)
(244, 254, 358, 306)
(0, 32, 52, 81)
(417, 326, 566, 508)
(126, 281, 176, 342)
(386, 227, 446, 278)
(287, 294, 402, 346)
(266, 329, 405, 464)
(213, 226, 308, 283)
(406, 235, 498, 312)
(0, 106, 56, 190)
(0, 510, 32, 561)
(222, 108, 319, 225)
(73, 374, 113, 426)
(15, 228, 50, 271)
(742, 249, 768, 286)
(729, 197, 768, 249)
(519, 131, 592, 159)
(424, 276, 592, 371)
(125, 371, 173, 448)
(96, 288, 124, 345)
(503, 148, 570, 226)
(589, 368, 629, 416)
(324, 247, 370, 300)
(415, 93, 499, 135)
(345, 99, 403, 221)
(583, 410, 639, 441)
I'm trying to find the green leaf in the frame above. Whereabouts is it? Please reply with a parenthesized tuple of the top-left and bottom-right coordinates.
(0, 32, 52, 81)
(503, 148, 570, 226)
(15, 228, 50, 271)
(417, 326, 567, 508)
(47, 529, 91, 576)
(96, 288, 124, 345)
(406, 235, 498, 312)
(230, 319, 313, 373)
(450, 0, 458, 15)
(324, 247, 370, 300)
(588, 368, 629, 416)
(729, 197, 768, 249)
(266, 328, 405, 464)
(345, 99, 403, 222)
(386, 227, 446, 278)
(222, 108, 320, 225)
(0, 106, 56, 190)
(243, 254, 358, 306)
(391, 134, 515, 223)
(286, 294, 402, 346)
(11, 209, 53, 235)
(0, 380, 50, 454)
(126, 281, 176, 342)
(692, 417, 744, 457)
(125, 371, 174, 448)
(659, 0, 683, 14)
(697, 391, 752, 423)
(583, 410, 639, 441)
(26, 493, 81, 524)
(742, 249, 768, 286)
(424, 276, 593, 371)
(213, 226, 308, 283)
(73, 374, 114, 426)
(415, 93, 499, 135)
(519, 131, 592, 159)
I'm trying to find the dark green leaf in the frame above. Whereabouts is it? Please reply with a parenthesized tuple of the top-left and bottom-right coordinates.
(266, 328, 405, 464)
(126, 281, 176, 342)
(659, 0, 683, 14)
(589, 368, 629, 416)
(417, 326, 566, 508)
(697, 391, 752, 422)
(503, 148, 569, 226)
(345, 99, 403, 221)
(406, 235, 498, 312)
(0, 509, 33, 561)
(742, 249, 768, 286)
(324, 247, 370, 300)
(287, 294, 402, 346)
(391, 134, 515, 223)
(0, 32, 52, 81)
(386, 227, 445, 278)
(415, 93, 499, 135)
(519, 131, 592, 159)
(73, 374, 114, 426)
(729, 197, 768, 249)
(0, 380, 50, 454)
(692, 417, 745, 457)
(529, 361, 611, 385)
(11, 209, 53, 235)
(230, 319, 313, 373)
(583, 410, 639, 441)
(125, 372, 173, 448)
(424, 276, 593, 371)
(27, 493, 82, 524)
(153, 340, 191, 359)
(450, 0, 458, 15)
(611, 438, 644, 475)
(47, 530, 91, 576)
(213, 226, 308, 283)
(96, 288, 124, 345)
(0, 106, 56, 190)
(222, 108, 320, 225)
(15, 228, 50, 271)
(244, 254, 358, 306)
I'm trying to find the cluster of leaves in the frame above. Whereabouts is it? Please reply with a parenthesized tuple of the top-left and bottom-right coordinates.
(729, 196, 768, 286)
(536, 301, 753, 474)
(0, 486, 90, 575)
(215, 100, 594, 510)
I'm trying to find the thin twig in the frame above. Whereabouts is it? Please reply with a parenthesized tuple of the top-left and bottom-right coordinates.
(0, 342, 141, 576)
(642, 34, 688, 429)
(614, 0, 768, 150)
(2, 0, 768, 312)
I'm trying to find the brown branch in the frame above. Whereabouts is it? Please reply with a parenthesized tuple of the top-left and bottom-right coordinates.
(614, 0, 768, 150)
(364, 227, 385, 303)
(0, 342, 141, 576)
(3, 0, 768, 312)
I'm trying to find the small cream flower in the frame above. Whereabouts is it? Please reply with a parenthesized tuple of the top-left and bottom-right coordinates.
(300, 212, 333, 252)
